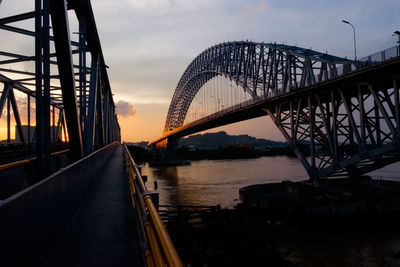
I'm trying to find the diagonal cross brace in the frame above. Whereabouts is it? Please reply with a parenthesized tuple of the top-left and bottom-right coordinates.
(50, 0, 83, 160)
(0, 83, 11, 119)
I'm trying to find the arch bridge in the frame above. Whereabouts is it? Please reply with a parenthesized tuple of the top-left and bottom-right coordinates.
(150, 41, 400, 180)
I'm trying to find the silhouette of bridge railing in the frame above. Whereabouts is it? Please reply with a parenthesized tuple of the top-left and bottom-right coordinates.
(123, 143, 183, 267)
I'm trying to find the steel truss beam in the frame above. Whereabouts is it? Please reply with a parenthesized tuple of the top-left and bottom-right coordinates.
(0, 0, 121, 177)
(50, 0, 83, 160)
(157, 42, 400, 179)
(265, 75, 400, 179)
(165, 42, 354, 132)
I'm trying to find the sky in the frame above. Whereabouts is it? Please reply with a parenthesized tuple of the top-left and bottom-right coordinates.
(1, 0, 400, 142)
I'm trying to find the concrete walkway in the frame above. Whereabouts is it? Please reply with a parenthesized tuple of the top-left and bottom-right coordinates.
(45, 145, 144, 267)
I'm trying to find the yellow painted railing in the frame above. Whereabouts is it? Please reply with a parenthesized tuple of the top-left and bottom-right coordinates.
(123, 143, 183, 267)
(0, 149, 70, 172)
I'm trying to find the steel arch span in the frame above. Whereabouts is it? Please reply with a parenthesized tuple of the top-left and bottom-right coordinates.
(165, 41, 352, 133)
(155, 41, 400, 179)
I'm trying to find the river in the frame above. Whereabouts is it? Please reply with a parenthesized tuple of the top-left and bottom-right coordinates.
(141, 156, 400, 208)
(141, 156, 400, 267)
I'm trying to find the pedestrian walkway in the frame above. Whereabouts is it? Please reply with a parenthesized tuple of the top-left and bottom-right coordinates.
(44, 145, 144, 267)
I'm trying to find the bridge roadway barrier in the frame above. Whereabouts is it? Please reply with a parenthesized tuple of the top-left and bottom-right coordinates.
(0, 142, 143, 266)
(0, 149, 71, 200)
(123, 143, 183, 267)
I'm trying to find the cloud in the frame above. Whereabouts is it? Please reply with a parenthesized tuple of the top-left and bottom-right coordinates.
(246, 1, 268, 13)
(116, 100, 137, 117)
(3, 0, 400, 142)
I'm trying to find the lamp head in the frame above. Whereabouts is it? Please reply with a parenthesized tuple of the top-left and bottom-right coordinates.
(394, 31, 400, 44)
(342, 20, 350, 24)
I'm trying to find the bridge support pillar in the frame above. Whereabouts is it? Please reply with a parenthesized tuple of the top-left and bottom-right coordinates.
(150, 137, 180, 162)
(164, 137, 179, 160)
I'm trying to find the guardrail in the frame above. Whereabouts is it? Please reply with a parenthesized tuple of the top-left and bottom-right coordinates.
(359, 45, 400, 63)
(123, 143, 183, 267)
(0, 149, 70, 171)
(0, 142, 119, 266)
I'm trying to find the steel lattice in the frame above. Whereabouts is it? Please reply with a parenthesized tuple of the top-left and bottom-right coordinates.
(165, 42, 352, 132)
(157, 42, 400, 179)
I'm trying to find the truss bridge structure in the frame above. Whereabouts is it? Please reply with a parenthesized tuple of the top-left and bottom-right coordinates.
(151, 41, 400, 179)
(0, 0, 120, 178)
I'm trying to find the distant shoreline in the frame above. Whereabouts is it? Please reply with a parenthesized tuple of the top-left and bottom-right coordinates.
(127, 131, 299, 163)
(127, 144, 301, 164)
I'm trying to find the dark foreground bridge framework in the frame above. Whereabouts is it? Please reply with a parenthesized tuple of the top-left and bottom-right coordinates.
(0, 3, 183, 266)
(0, 0, 120, 177)
(151, 42, 400, 179)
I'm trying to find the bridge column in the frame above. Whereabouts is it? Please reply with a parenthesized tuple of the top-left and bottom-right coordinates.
(164, 137, 179, 160)
(263, 106, 317, 179)
(150, 137, 180, 162)
(50, 0, 84, 160)
(35, 0, 52, 178)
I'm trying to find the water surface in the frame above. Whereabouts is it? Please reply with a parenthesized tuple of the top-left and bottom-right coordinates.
(141, 157, 400, 266)
(142, 156, 400, 208)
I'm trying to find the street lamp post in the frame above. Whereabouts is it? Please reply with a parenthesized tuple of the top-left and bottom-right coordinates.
(342, 20, 357, 60)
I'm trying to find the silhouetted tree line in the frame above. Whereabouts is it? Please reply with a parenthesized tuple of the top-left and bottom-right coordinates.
(179, 131, 286, 148)
(127, 143, 312, 163)
(176, 145, 303, 160)
(127, 145, 152, 164)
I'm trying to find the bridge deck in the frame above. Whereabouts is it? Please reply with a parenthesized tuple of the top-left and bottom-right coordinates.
(44, 145, 144, 267)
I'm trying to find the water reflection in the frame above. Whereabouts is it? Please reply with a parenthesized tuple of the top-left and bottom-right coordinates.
(142, 156, 308, 208)
(141, 157, 400, 266)
(148, 166, 183, 206)
(151, 166, 179, 187)
(142, 156, 400, 208)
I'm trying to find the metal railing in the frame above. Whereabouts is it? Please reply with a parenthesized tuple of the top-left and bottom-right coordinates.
(123, 143, 183, 267)
(358, 45, 400, 63)
(0, 149, 70, 171)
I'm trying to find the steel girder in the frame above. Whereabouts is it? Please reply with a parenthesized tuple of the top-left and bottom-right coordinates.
(165, 42, 352, 133)
(0, 74, 65, 148)
(265, 72, 400, 179)
(158, 41, 400, 179)
(0, 0, 121, 167)
(50, 0, 83, 160)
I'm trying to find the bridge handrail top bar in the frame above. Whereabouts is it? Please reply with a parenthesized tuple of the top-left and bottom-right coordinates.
(123, 143, 183, 267)
(144, 194, 183, 267)
(0, 149, 70, 172)
(1, 142, 120, 206)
